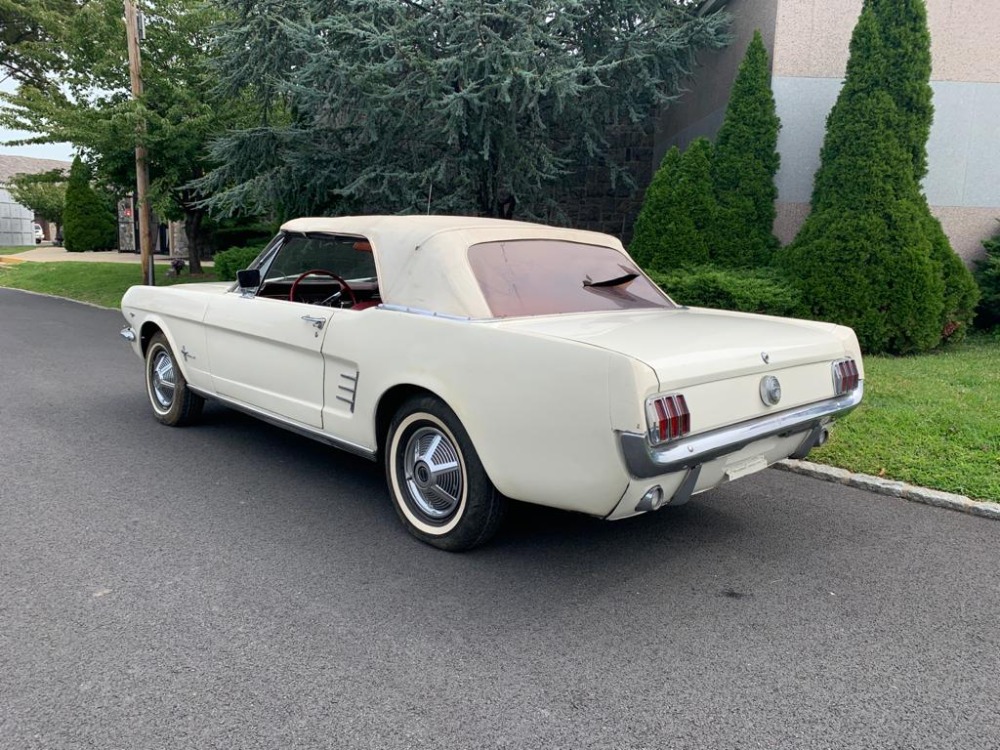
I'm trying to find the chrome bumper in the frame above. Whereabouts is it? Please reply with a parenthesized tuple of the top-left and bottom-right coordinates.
(119, 326, 136, 342)
(619, 383, 864, 479)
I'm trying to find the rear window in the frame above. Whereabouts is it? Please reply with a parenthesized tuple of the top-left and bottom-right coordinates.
(468, 239, 676, 318)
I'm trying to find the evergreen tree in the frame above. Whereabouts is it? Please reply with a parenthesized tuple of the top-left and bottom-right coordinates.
(200, 0, 730, 220)
(779, 8, 943, 354)
(630, 141, 714, 271)
(866, 0, 979, 341)
(868, 0, 933, 181)
(973, 226, 1000, 330)
(63, 156, 116, 252)
(709, 30, 781, 268)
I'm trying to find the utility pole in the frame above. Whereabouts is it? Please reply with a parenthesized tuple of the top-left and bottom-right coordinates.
(124, 0, 154, 285)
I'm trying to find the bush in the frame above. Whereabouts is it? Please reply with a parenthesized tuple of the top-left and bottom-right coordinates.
(63, 156, 117, 253)
(649, 266, 807, 318)
(974, 228, 1000, 330)
(630, 145, 712, 271)
(780, 201, 944, 354)
(213, 244, 265, 281)
(925, 211, 979, 342)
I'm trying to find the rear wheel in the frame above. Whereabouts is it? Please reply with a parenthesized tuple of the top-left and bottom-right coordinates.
(144, 332, 204, 426)
(385, 396, 505, 551)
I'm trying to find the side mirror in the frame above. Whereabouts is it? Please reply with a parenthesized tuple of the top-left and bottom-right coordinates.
(237, 268, 261, 289)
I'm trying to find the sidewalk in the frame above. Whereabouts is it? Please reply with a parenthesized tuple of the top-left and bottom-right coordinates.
(0, 244, 212, 266)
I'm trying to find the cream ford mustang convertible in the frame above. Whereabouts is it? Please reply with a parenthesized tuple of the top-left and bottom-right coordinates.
(120, 216, 863, 550)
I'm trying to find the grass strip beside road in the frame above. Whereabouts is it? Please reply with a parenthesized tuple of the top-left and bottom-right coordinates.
(0, 245, 39, 256)
(0, 261, 217, 308)
(813, 334, 1000, 502)
(1, 259, 996, 501)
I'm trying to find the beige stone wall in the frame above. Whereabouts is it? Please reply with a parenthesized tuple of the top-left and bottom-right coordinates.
(773, 0, 1000, 83)
(932, 207, 1000, 263)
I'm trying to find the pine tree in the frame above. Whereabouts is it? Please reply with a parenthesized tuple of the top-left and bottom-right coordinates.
(709, 30, 781, 268)
(779, 8, 944, 354)
(630, 139, 716, 272)
(63, 156, 116, 252)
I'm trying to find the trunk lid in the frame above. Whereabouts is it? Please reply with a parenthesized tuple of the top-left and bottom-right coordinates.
(491, 307, 852, 390)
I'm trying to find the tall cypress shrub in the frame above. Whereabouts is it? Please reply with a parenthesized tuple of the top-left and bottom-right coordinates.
(779, 7, 943, 354)
(869, 0, 933, 181)
(63, 156, 116, 252)
(709, 30, 781, 268)
(630, 142, 714, 271)
(868, 0, 978, 341)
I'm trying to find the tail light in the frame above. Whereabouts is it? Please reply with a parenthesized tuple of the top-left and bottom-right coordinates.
(832, 358, 860, 396)
(645, 394, 691, 445)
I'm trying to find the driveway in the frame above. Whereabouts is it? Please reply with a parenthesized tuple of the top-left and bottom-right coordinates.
(1, 289, 998, 750)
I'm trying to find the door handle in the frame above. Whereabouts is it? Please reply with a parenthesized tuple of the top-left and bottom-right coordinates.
(301, 315, 326, 330)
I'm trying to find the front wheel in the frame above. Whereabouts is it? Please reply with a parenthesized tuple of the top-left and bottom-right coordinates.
(144, 332, 204, 426)
(385, 396, 505, 551)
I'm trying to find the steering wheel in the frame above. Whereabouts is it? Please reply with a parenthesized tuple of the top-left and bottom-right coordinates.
(288, 269, 357, 307)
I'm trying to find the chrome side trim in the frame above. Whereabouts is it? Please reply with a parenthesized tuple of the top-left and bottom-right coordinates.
(378, 303, 471, 321)
(619, 383, 864, 479)
(119, 326, 136, 342)
(187, 385, 377, 461)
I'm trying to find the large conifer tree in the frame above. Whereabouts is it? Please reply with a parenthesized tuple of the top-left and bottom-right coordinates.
(709, 30, 780, 268)
(781, 1, 976, 353)
(868, 0, 978, 340)
(779, 7, 943, 354)
(200, 0, 730, 220)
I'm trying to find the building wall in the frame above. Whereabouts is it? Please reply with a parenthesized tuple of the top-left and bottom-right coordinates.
(0, 187, 35, 246)
(770, 0, 1000, 261)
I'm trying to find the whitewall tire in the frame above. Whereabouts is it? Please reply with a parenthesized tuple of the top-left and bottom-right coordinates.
(385, 396, 505, 551)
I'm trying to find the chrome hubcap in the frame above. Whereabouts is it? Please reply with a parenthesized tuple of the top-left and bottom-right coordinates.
(150, 349, 176, 409)
(403, 426, 463, 520)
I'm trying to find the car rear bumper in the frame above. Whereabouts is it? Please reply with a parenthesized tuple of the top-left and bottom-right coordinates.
(618, 382, 864, 480)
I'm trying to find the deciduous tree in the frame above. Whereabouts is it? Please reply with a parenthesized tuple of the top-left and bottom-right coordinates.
(0, 0, 244, 273)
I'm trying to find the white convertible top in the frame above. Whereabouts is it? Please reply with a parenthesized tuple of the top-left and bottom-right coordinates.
(280, 215, 626, 318)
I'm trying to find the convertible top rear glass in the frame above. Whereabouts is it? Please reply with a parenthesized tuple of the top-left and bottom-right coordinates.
(468, 240, 676, 318)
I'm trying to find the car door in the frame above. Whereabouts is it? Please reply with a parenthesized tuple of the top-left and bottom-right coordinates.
(203, 292, 333, 428)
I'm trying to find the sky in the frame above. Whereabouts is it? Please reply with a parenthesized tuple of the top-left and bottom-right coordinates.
(0, 77, 74, 162)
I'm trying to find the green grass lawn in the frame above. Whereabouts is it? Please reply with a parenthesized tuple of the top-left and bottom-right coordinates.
(2, 258, 996, 501)
(812, 334, 1000, 502)
(0, 245, 39, 255)
(0, 261, 217, 308)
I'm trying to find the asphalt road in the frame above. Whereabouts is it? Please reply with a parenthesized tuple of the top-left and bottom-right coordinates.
(1, 288, 998, 750)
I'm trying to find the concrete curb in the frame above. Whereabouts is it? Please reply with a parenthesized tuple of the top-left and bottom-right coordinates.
(774, 459, 1000, 521)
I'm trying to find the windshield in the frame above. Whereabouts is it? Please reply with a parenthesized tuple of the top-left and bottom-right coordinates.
(264, 234, 377, 283)
(468, 239, 676, 318)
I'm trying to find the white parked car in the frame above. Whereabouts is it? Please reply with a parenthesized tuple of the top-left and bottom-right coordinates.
(120, 216, 863, 550)
(34, 223, 44, 243)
